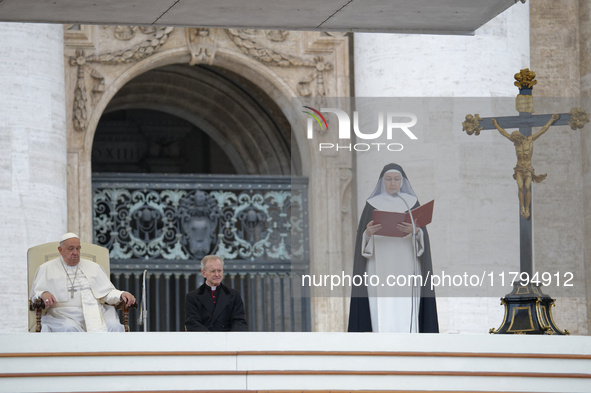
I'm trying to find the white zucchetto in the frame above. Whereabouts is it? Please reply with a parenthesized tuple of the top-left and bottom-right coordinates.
(60, 232, 79, 243)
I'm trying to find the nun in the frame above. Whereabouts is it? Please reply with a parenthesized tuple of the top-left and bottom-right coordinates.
(348, 163, 438, 333)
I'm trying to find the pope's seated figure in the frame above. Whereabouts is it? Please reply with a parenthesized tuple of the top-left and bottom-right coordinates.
(29, 233, 136, 332)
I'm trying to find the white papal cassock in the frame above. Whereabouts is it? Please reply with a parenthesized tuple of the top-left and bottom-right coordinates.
(30, 257, 125, 332)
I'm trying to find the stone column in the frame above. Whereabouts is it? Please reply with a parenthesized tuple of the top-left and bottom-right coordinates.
(530, 0, 587, 335)
(583, 1, 591, 96)
(352, 4, 530, 334)
(580, 0, 591, 335)
(0, 23, 67, 332)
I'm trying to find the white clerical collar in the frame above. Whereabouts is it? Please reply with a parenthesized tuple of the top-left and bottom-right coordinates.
(60, 257, 77, 270)
(209, 285, 217, 291)
(367, 192, 417, 212)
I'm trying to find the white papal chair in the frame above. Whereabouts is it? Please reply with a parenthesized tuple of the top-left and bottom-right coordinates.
(27, 241, 134, 332)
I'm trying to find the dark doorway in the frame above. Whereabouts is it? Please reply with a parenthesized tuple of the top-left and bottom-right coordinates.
(92, 109, 236, 174)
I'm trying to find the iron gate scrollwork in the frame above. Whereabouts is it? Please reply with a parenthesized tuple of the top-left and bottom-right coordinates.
(92, 173, 310, 332)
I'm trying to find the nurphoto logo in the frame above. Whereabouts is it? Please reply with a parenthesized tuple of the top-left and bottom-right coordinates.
(303, 106, 418, 152)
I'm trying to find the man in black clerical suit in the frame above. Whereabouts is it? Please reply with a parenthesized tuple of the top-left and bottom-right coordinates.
(185, 255, 248, 332)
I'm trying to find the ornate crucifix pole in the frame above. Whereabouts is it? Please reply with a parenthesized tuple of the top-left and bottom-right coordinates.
(462, 69, 589, 334)
(462, 69, 589, 276)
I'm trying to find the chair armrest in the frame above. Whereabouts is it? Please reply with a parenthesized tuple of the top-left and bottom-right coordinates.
(115, 301, 138, 311)
(29, 299, 45, 332)
(29, 298, 45, 311)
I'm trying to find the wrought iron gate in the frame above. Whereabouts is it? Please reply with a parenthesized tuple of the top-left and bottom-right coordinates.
(92, 173, 310, 332)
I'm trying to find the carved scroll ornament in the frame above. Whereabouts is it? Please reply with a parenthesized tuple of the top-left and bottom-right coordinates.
(68, 26, 175, 132)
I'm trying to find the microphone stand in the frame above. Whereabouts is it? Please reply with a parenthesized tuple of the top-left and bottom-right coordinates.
(138, 269, 148, 332)
(392, 192, 419, 333)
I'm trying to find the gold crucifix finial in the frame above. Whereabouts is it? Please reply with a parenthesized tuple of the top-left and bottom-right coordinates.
(568, 108, 590, 130)
(462, 114, 483, 135)
(514, 68, 537, 89)
(515, 68, 536, 113)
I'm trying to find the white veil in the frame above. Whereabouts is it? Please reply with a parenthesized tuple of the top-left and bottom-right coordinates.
(366, 169, 417, 201)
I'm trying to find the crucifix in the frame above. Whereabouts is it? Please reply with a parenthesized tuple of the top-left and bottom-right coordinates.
(462, 68, 589, 277)
(63, 264, 80, 299)
(68, 285, 77, 298)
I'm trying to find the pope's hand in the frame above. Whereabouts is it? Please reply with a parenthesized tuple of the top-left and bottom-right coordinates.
(40, 291, 57, 308)
(120, 292, 136, 307)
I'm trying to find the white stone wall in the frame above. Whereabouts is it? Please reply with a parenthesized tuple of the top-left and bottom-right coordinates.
(353, 4, 532, 334)
(0, 23, 67, 332)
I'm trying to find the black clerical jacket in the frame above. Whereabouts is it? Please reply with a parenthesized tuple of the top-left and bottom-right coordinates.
(185, 283, 248, 332)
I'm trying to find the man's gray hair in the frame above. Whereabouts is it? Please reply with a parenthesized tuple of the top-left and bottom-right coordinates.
(201, 255, 224, 271)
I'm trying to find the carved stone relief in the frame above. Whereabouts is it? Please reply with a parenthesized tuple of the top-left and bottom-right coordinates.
(64, 26, 345, 137)
(186, 27, 218, 65)
(225, 29, 333, 97)
(67, 27, 175, 132)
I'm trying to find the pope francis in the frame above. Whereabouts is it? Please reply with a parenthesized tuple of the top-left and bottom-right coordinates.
(29, 233, 136, 332)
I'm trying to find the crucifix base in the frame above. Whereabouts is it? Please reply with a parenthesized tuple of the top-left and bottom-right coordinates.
(489, 283, 569, 335)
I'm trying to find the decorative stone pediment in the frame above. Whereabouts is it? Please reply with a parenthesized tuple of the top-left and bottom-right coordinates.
(64, 25, 349, 139)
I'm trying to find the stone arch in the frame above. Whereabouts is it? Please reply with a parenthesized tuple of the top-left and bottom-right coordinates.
(212, 49, 310, 176)
(80, 48, 309, 179)
(75, 47, 312, 237)
(101, 63, 292, 175)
